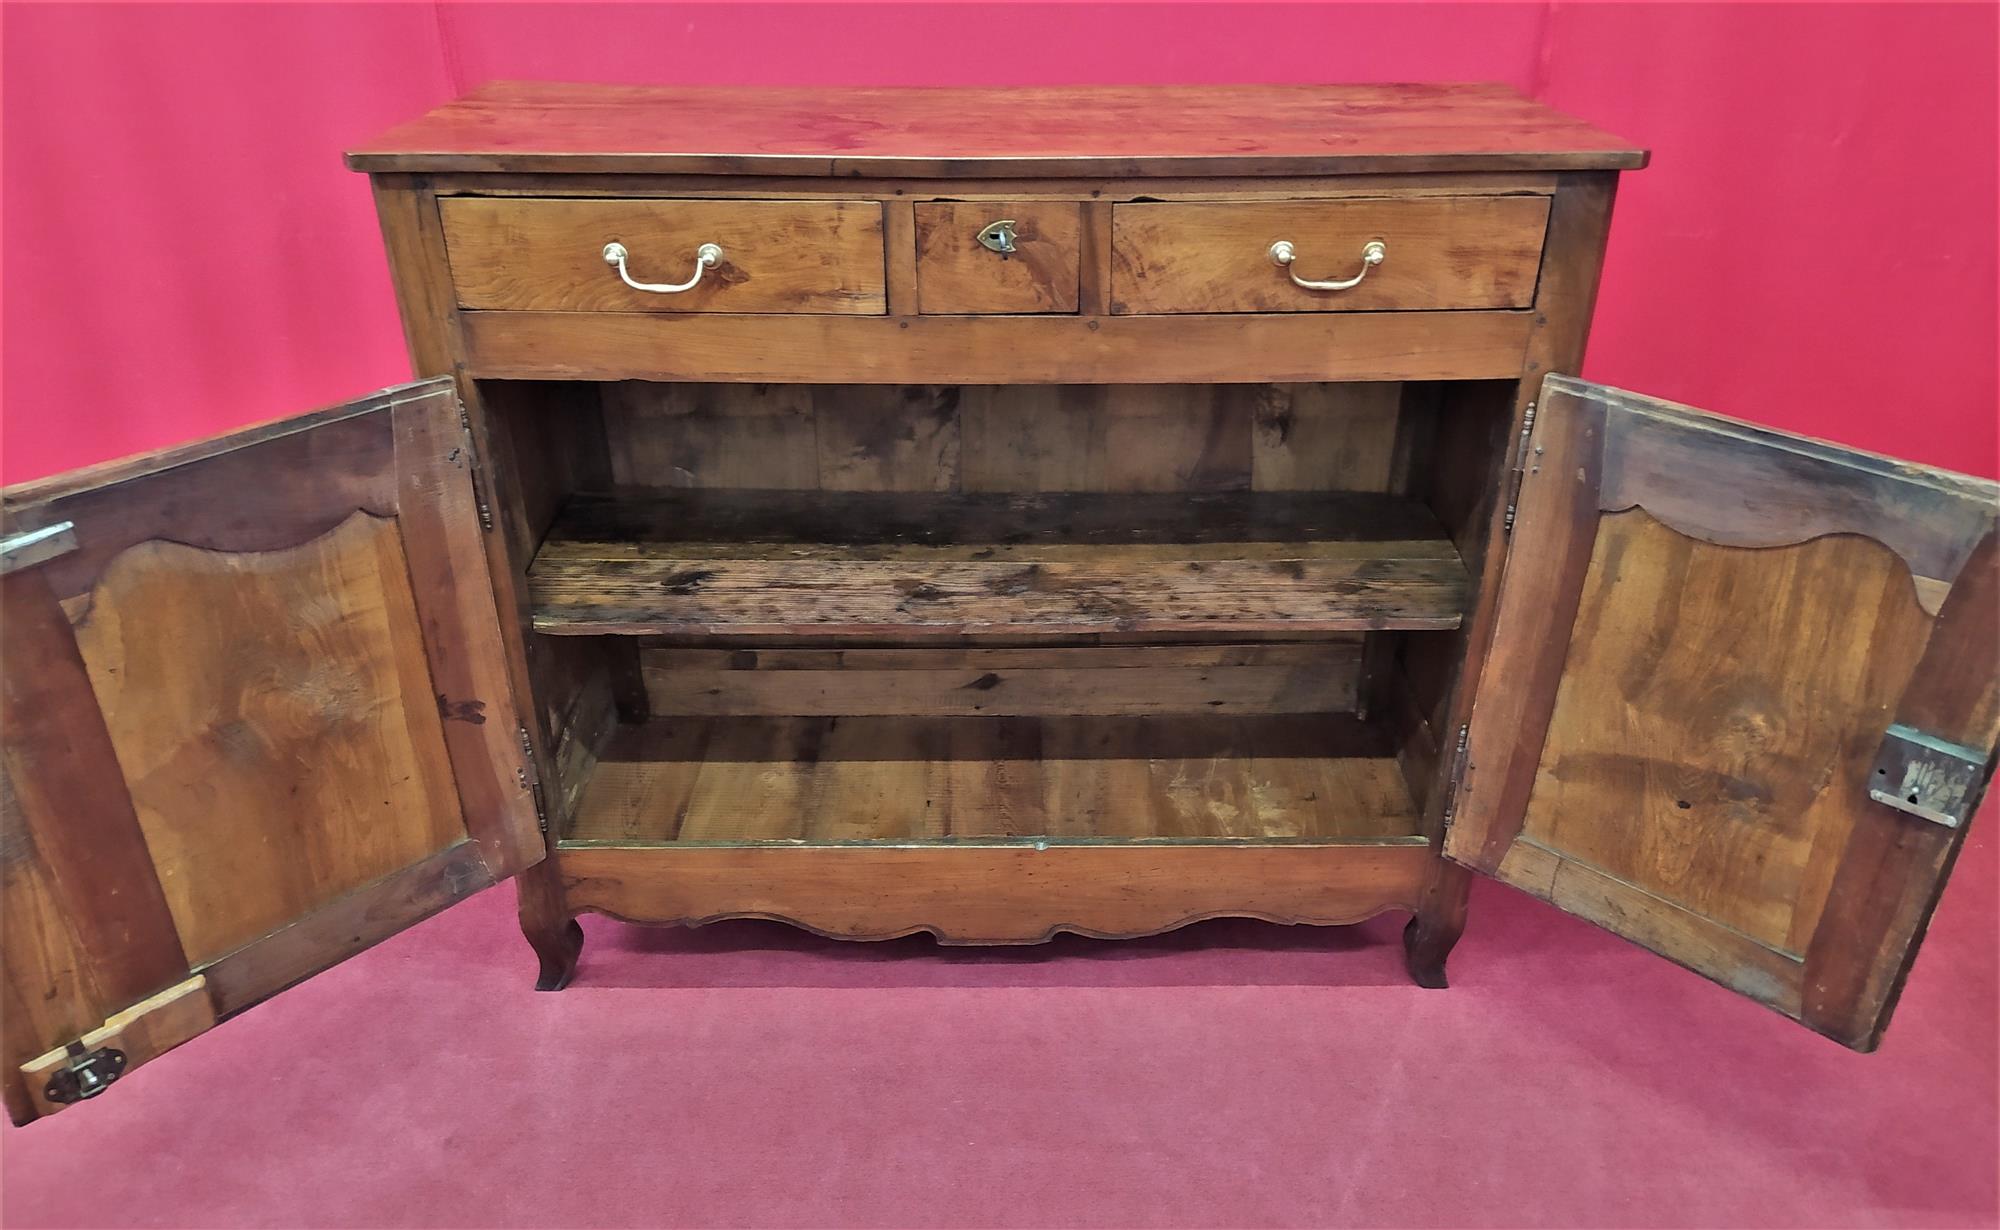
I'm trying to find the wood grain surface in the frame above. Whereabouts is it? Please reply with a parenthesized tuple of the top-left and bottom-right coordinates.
(347, 82, 1646, 177)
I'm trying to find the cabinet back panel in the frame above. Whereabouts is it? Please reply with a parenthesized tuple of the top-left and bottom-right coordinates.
(640, 641, 1363, 717)
(599, 382, 1408, 494)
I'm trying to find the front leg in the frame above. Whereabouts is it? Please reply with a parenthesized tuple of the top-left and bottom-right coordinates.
(518, 857, 582, 991)
(1403, 859, 1471, 989)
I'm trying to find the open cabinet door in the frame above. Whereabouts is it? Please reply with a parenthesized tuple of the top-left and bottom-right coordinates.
(1, 379, 541, 1124)
(1445, 375, 1998, 1050)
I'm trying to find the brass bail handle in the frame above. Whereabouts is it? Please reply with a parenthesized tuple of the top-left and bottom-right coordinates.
(1269, 239, 1387, 291)
(603, 241, 724, 294)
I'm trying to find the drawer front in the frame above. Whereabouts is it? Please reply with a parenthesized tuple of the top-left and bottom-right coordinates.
(439, 198, 886, 314)
(1110, 197, 1551, 314)
(915, 202, 1080, 314)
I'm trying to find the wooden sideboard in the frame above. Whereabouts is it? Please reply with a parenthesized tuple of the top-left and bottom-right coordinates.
(4, 84, 1995, 1125)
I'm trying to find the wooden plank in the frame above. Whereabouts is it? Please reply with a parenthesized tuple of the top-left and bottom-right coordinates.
(882, 198, 919, 316)
(565, 715, 1416, 846)
(438, 198, 886, 314)
(1444, 383, 1608, 871)
(542, 489, 1457, 552)
(68, 515, 471, 965)
(531, 490, 1466, 638)
(813, 385, 961, 492)
(346, 82, 1646, 177)
(1110, 197, 1551, 313)
(202, 842, 493, 1016)
(390, 392, 544, 878)
(1515, 514, 1933, 954)
(641, 656, 1362, 716)
(460, 310, 1536, 384)
(639, 641, 1363, 673)
(1803, 531, 2000, 1048)
(915, 202, 1081, 314)
(1, 571, 192, 1124)
(427, 170, 1562, 201)
(1076, 201, 1114, 315)
(18, 976, 216, 1122)
(558, 843, 1434, 944)
(1588, 378, 1998, 611)
(1250, 383, 1405, 492)
(1493, 841, 1807, 1019)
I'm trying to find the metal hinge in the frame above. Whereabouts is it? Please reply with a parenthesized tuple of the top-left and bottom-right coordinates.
(1870, 723, 1986, 829)
(1503, 401, 1540, 535)
(518, 724, 549, 835)
(455, 397, 495, 533)
(43, 1042, 127, 1105)
(1440, 723, 1471, 828)
(0, 520, 78, 574)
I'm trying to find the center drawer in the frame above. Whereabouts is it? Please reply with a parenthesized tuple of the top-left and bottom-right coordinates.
(1110, 196, 1551, 314)
(438, 198, 887, 314)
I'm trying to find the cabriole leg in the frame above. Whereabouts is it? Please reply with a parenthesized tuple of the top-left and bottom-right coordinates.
(518, 858, 582, 991)
(1404, 859, 1472, 989)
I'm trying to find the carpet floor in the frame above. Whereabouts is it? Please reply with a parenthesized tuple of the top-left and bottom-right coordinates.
(3, 825, 1994, 1228)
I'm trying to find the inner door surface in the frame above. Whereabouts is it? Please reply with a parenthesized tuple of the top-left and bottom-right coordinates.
(1446, 374, 1998, 1049)
(1, 379, 539, 1124)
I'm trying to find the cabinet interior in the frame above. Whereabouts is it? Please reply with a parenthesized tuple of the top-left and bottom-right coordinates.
(480, 378, 1518, 849)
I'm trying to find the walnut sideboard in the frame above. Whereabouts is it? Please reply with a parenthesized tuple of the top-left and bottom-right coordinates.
(5, 84, 1996, 1124)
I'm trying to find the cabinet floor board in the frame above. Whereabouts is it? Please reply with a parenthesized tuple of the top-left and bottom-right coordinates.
(564, 715, 1424, 846)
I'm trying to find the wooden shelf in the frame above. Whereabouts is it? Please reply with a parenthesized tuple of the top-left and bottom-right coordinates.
(563, 715, 1424, 846)
(529, 490, 1468, 639)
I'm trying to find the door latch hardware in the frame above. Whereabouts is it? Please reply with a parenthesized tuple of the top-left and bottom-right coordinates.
(42, 1042, 127, 1104)
(1869, 723, 1987, 828)
(0, 520, 78, 574)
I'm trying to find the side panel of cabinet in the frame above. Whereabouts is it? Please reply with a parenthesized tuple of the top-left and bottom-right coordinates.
(1446, 375, 1998, 1049)
(0, 381, 540, 1123)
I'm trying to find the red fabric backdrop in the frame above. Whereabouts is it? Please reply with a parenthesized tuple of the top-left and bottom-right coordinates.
(3, 2, 1995, 486)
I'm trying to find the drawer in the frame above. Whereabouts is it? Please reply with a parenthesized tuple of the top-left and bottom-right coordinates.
(438, 198, 886, 314)
(915, 202, 1080, 314)
(1109, 197, 1551, 314)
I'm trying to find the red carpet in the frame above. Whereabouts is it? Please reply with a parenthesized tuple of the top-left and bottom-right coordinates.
(4, 826, 1994, 1228)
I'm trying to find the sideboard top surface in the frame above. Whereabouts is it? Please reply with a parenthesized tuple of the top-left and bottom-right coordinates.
(345, 81, 1648, 177)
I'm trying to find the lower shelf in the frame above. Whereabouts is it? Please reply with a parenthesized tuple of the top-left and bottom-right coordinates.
(564, 715, 1423, 845)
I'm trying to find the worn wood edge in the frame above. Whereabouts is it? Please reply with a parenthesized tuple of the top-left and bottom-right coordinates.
(15, 975, 215, 1123)
(1551, 374, 2000, 503)
(558, 843, 1433, 944)
(350, 151, 1648, 177)
(199, 842, 492, 1017)
(1496, 839, 1808, 1020)
(2, 381, 454, 509)
(419, 172, 1564, 200)
(459, 310, 1536, 383)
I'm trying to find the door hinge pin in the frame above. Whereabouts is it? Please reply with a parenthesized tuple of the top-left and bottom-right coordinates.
(1441, 723, 1471, 826)
(1503, 401, 1538, 535)
(517, 724, 550, 835)
(455, 398, 495, 533)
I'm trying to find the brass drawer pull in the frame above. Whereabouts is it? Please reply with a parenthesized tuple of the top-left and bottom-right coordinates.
(1268, 239, 1386, 292)
(602, 241, 723, 294)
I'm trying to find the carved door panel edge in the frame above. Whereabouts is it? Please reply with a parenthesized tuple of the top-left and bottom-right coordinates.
(1, 379, 540, 1123)
(1444, 373, 1998, 1050)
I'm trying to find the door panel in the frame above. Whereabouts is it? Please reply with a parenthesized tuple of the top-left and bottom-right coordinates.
(1447, 375, 1998, 1049)
(1, 380, 539, 1123)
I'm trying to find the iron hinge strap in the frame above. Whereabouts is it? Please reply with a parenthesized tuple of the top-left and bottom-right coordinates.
(454, 396, 495, 533)
(1440, 722, 1472, 828)
(1503, 400, 1540, 535)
